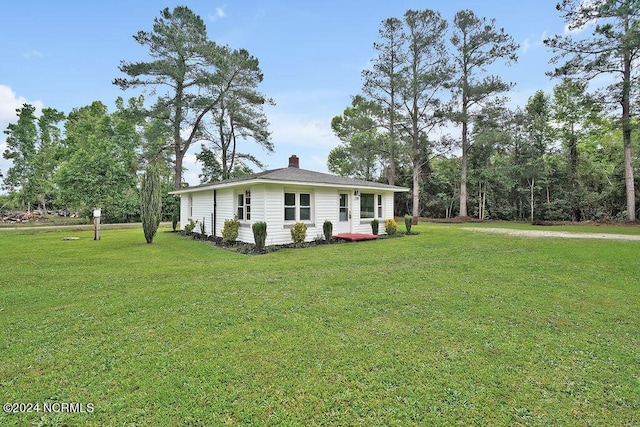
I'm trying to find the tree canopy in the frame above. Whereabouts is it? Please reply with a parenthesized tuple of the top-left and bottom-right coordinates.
(545, 0, 640, 220)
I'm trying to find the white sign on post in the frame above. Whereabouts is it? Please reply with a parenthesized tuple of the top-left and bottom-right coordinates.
(93, 208, 101, 240)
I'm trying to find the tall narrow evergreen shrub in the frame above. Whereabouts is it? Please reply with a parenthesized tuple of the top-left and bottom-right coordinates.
(323, 220, 333, 241)
(171, 207, 179, 231)
(404, 215, 413, 234)
(371, 219, 379, 235)
(252, 221, 268, 250)
(140, 162, 162, 243)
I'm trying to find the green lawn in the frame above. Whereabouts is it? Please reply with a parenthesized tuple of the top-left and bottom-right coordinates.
(1, 224, 638, 426)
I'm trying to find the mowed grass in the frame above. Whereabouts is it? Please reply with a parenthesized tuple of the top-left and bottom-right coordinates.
(1, 224, 639, 426)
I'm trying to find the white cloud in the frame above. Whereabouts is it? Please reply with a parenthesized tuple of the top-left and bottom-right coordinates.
(521, 31, 550, 55)
(209, 6, 226, 21)
(564, 22, 588, 34)
(563, 0, 597, 35)
(269, 112, 339, 150)
(564, 11, 597, 36)
(177, 110, 339, 186)
(22, 50, 43, 59)
(182, 150, 202, 186)
(0, 84, 45, 191)
(0, 84, 42, 124)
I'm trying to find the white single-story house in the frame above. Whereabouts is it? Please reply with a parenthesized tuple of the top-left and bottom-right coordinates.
(169, 155, 409, 245)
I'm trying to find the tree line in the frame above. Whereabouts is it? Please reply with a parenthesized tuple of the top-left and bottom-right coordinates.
(2, 3, 638, 223)
(1, 6, 272, 222)
(329, 1, 639, 222)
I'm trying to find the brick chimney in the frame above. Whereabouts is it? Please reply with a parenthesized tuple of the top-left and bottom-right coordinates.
(288, 155, 299, 168)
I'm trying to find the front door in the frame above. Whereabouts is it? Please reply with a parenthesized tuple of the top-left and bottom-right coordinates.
(336, 193, 351, 234)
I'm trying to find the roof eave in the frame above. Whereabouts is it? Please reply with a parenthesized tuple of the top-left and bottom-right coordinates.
(169, 177, 409, 194)
(168, 178, 258, 194)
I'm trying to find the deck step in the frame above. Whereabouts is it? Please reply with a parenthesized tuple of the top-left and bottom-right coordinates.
(334, 233, 378, 241)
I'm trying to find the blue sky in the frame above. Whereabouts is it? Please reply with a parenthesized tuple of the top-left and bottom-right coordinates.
(1, 1, 568, 187)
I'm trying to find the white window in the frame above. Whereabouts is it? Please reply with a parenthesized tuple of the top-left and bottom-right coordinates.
(300, 193, 311, 220)
(377, 194, 383, 218)
(360, 193, 375, 219)
(188, 195, 193, 218)
(284, 191, 312, 222)
(237, 190, 251, 221)
(284, 192, 296, 221)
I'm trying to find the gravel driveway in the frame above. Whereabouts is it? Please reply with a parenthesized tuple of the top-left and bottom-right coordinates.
(464, 227, 640, 241)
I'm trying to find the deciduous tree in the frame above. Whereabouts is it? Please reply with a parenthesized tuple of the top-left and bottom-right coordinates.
(545, 0, 640, 220)
(56, 101, 139, 222)
(329, 96, 383, 181)
(551, 79, 601, 220)
(2, 104, 64, 211)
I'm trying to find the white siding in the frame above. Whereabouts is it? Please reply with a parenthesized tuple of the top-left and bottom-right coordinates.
(255, 184, 342, 245)
(353, 190, 396, 235)
(177, 184, 401, 244)
(179, 194, 189, 231)
(215, 189, 234, 238)
(383, 192, 395, 220)
(190, 190, 215, 236)
(315, 189, 338, 230)
(264, 184, 288, 245)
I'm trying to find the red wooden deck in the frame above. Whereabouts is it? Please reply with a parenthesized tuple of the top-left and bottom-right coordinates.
(334, 233, 378, 241)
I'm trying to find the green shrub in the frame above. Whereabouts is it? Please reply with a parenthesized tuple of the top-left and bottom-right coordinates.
(290, 222, 307, 245)
(184, 219, 196, 234)
(140, 162, 162, 244)
(222, 216, 240, 242)
(252, 221, 268, 250)
(384, 218, 397, 235)
(171, 208, 179, 231)
(199, 217, 206, 236)
(404, 215, 413, 234)
(323, 220, 333, 241)
(371, 219, 379, 235)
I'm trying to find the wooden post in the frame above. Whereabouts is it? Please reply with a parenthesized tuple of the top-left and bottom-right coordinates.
(93, 208, 101, 240)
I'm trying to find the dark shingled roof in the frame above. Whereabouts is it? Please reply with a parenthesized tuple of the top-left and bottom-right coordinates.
(171, 167, 408, 194)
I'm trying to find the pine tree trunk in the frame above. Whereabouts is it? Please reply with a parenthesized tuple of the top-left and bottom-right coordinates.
(459, 122, 468, 217)
(412, 159, 420, 219)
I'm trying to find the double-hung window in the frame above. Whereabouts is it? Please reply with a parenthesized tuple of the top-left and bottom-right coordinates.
(299, 193, 311, 220)
(237, 190, 251, 221)
(284, 191, 312, 222)
(284, 193, 296, 221)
